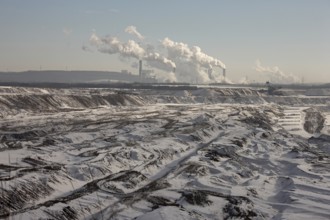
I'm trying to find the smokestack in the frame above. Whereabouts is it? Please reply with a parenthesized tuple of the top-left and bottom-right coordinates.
(173, 67, 176, 73)
(139, 60, 142, 77)
(223, 68, 226, 79)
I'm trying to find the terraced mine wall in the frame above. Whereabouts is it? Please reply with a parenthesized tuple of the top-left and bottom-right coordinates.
(0, 87, 147, 118)
(1, 86, 330, 117)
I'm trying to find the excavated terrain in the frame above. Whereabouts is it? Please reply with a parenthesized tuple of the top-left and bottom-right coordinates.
(0, 86, 330, 219)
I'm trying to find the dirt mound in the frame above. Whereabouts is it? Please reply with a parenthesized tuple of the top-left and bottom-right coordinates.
(304, 108, 325, 134)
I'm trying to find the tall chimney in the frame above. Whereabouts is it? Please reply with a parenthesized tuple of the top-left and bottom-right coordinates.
(173, 67, 176, 73)
(223, 68, 226, 79)
(139, 60, 142, 77)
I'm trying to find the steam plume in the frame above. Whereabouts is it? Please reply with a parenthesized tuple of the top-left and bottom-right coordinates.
(125, 26, 144, 40)
(86, 26, 227, 83)
(145, 52, 176, 72)
(89, 33, 176, 72)
(161, 38, 226, 83)
(90, 33, 145, 59)
(255, 59, 299, 83)
(162, 38, 225, 69)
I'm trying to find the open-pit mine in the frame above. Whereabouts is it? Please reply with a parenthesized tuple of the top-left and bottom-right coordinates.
(0, 85, 330, 219)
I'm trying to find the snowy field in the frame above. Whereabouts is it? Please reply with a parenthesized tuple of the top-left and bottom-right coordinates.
(0, 86, 330, 219)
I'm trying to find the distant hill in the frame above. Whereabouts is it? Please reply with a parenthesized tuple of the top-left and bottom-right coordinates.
(0, 70, 155, 83)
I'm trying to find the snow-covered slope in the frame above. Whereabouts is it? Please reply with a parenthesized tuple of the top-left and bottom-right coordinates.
(0, 86, 329, 219)
(0, 87, 147, 118)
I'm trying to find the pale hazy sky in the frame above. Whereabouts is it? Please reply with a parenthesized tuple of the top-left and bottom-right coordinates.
(0, 0, 329, 83)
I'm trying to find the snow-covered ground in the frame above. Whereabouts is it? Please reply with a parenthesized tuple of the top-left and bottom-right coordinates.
(0, 86, 330, 219)
(278, 107, 311, 138)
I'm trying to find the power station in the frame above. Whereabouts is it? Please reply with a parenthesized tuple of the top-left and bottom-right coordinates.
(137, 60, 157, 83)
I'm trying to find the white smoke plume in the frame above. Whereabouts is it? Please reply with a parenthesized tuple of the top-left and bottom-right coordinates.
(161, 37, 226, 83)
(162, 38, 226, 69)
(144, 52, 176, 72)
(89, 33, 176, 72)
(255, 59, 300, 84)
(89, 33, 145, 59)
(124, 25, 144, 40)
(87, 26, 227, 83)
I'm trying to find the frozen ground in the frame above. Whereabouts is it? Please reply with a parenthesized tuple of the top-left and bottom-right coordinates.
(0, 86, 330, 219)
